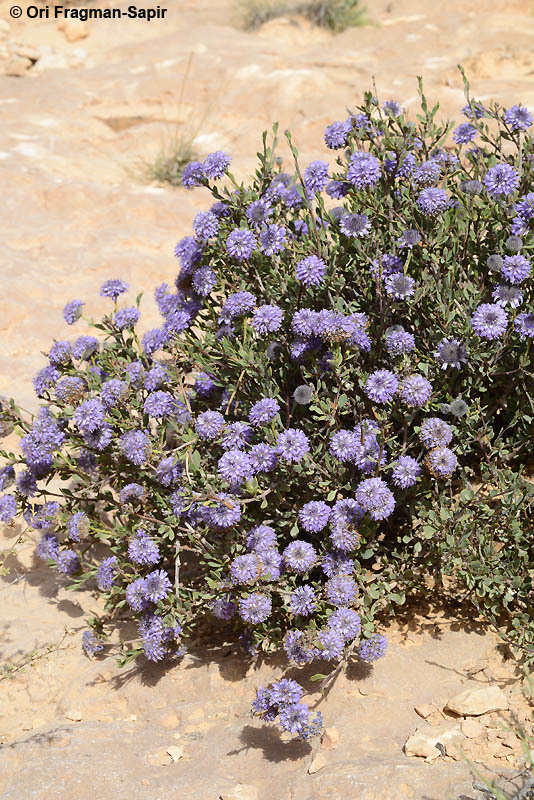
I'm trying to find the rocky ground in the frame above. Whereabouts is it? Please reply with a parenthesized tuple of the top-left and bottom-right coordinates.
(0, 1, 533, 798)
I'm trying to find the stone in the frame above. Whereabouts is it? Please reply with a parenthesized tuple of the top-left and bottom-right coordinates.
(499, 732, 518, 749)
(308, 751, 327, 774)
(321, 726, 339, 750)
(161, 712, 180, 729)
(414, 703, 435, 719)
(219, 785, 259, 800)
(445, 686, 509, 716)
(404, 725, 463, 762)
(166, 745, 183, 762)
(65, 710, 82, 722)
(57, 19, 90, 42)
(0, 19, 11, 38)
(146, 748, 171, 766)
(461, 718, 483, 738)
(4, 56, 32, 77)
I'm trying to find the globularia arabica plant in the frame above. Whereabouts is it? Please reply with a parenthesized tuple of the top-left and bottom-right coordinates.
(1, 74, 533, 740)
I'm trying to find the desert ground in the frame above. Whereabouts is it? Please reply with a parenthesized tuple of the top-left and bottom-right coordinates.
(0, 1, 533, 798)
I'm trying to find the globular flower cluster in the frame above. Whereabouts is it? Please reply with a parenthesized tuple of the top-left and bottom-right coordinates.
(1, 79, 532, 742)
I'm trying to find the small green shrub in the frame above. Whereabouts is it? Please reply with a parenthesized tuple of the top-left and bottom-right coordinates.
(236, 0, 367, 32)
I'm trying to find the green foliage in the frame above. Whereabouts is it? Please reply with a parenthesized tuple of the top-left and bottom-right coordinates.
(236, 0, 367, 32)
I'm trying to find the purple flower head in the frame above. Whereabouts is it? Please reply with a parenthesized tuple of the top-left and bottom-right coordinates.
(48, 340, 72, 366)
(174, 235, 203, 272)
(247, 525, 277, 551)
(257, 548, 282, 580)
(212, 594, 237, 620)
(268, 678, 304, 706)
(385, 326, 415, 356)
(329, 607, 361, 640)
(316, 627, 345, 660)
(485, 163, 519, 198)
(370, 253, 403, 278)
(284, 630, 315, 665)
(416, 187, 451, 216)
(252, 304, 283, 334)
(365, 370, 398, 404)
(249, 443, 278, 473)
(181, 160, 205, 188)
(515, 311, 534, 339)
(96, 556, 117, 591)
(462, 101, 485, 119)
(246, 198, 273, 227)
(63, 299, 83, 325)
(325, 574, 356, 607)
(68, 511, 90, 541)
(504, 105, 533, 131)
(0, 494, 17, 522)
(119, 483, 146, 505)
(391, 456, 421, 489)
(413, 159, 442, 187)
(471, 303, 508, 340)
(193, 210, 219, 241)
(100, 279, 128, 301)
(203, 493, 241, 530)
(276, 428, 310, 463)
(385, 274, 415, 300)
(203, 150, 231, 179)
(73, 335, 99, 362)
(143, 391, 177, 419)
(226, 228, 257, 261)
(304, 160, 329, 193)
(101, 379, 128, 409)
(383, 99, 402, 116)
(289, 585, 316, 616)
(358, 633, 388, 662)
(295, 255, 327, 287)
(501, 254, 531, 285)
(434, 338, 467, 369)
(126, 577, 150, 612)
(125, 360, 144, 388)
(0, 466, 15, 492)
(238, 593, 271, 624)
(195, 410, 225, 440)
(324, 119, 351, 149)
(356, 477, 395, 521)
(230, 554, 258, 585)
(340, 213, 371, 238)
(33, 365, 60, 397)
(144, 569, 172, 603)
(329, 430, 359, 462)
(219, 291, 257, 322)
(192, 265, 216, 297)
(420, 417, 453, 449)
(426, 446, 457, 478)
(299, 501, 330, 533)
(397, 229, 421, 249)
(57, 549, 79, 576)
(17, 470, 37, 498)
(74, 399, 105, 433)
(82, 630, 103, 658)
(249, 398, 279, 427)
(155, 456, 182, 487)
(259, 224, 287, 256)
(36, 532, 59, 560)
(113, 306, 140, 330)
(83, 423, 112, 451)
(347, 151, 381, 189)
(399, 374, 432, 408)
(326, 180, 349, 199)
(218, 449, 254, 485)
(221, 421, 252, 450)
(119, 430, 151, 466)
(141, 328, 168, 356)
(283, 540, 316, 573)
(453, 123, 477, 144)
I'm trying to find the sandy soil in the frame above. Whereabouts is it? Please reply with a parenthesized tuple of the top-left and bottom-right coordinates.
(0, 1, 533, 797)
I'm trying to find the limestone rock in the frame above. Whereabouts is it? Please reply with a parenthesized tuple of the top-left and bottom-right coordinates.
(404, 725, 463, 762)
(65, 709, 82, 722)
(0, 19, 11, 38)
(461, 718, 483, 738)
(414, 704, 435, 719)
(57, 19, 90, 42)
(219, 785, 259, 800)
(166, 745, 183, 762)
(308, 751, 327, 774)
(4, 56, 32, 77)
(445, 686, 509, 716)
(321, 727, 339, 750)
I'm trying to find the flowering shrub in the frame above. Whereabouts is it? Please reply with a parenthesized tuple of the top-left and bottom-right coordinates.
(1, 75, 533, 739)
